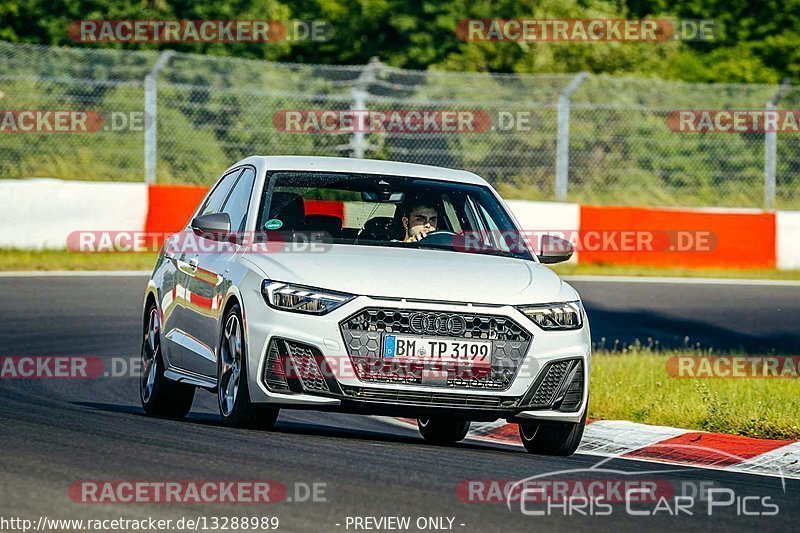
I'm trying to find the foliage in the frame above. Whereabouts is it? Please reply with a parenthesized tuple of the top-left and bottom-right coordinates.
(1, 0, 797, 83)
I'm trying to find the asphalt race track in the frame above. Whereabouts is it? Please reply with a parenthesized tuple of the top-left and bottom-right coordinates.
(568, 278, 800, 354)
(0, 275, 798, 532)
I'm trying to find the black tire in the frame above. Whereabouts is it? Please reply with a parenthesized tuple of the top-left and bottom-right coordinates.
(140, 302, 195, 418)
(518, 409, 587, 456)
(217, 303, 279, 429)
(417, 417, 470, 445)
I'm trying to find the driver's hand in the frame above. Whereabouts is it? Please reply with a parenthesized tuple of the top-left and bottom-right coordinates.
(404, 228, 434, 242)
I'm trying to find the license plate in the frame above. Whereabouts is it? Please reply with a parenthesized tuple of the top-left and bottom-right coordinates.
(383, 334, 492, 364)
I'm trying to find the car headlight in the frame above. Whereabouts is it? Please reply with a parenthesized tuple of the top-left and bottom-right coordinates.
(261, 280, 354, 315)
(517, 301, 584, 330)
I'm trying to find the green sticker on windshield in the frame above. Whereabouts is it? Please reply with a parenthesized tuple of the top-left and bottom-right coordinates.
(265, 219, 283, 230)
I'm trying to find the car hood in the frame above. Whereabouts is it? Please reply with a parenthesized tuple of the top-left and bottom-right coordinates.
(241, 244, 576, 305)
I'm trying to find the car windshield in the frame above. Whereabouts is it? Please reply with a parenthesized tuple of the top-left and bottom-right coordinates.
(256, 171, 534, 261)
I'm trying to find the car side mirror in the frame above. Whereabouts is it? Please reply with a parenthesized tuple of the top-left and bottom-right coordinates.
(537, 234, 574, 264)
(191, 213, 231, 241)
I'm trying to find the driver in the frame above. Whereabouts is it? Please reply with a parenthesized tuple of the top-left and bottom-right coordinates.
(401, 196, 439, 242)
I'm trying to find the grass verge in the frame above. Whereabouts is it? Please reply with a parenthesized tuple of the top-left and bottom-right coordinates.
(0, 249, 157, 271)
(590, 350, 800, 440)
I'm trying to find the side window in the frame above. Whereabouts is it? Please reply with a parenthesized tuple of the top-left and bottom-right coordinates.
(198, 168, 243, 217)
(476, 201, 511, 252)
(441, 194, 462, 233)
(221, 168, 256, 234)
(464, 195, 494, 248)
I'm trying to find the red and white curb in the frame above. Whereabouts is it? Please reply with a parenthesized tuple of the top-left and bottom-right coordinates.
(384, 417, 800, 480)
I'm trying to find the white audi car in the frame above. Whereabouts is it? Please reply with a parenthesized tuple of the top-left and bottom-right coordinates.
(141, 156, 590, 455)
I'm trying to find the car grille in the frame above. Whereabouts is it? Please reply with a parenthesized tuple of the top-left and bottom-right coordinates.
(340, 308, 532, 390)
(341, 386, 520, 409)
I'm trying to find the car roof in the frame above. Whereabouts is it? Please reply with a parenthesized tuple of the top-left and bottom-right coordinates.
(237, 156, 489, 186)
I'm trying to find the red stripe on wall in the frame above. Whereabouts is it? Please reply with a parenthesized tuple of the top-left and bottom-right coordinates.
(145, 184, 208, 234)
(579, 206, 776, 269)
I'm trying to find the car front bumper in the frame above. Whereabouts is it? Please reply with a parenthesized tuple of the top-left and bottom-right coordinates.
(241, 289, 591, 424)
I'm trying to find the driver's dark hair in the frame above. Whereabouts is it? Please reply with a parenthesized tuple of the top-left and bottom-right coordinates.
(400, 193, 438, 220)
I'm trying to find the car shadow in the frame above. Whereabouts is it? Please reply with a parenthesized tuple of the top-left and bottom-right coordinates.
(71, 401, 521, 454)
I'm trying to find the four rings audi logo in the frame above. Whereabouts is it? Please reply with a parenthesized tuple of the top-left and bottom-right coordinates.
(409, 312, 467, 336)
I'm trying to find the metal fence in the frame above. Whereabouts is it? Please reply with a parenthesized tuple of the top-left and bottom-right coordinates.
(1, 40, 798, 209)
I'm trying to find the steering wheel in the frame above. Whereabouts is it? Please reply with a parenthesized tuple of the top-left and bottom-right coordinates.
(417, 229, 459, 245)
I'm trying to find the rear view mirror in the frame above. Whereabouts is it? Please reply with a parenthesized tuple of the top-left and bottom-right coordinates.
(191, 213, 231, 240)
(361, 191, 405, 203)
(537, 234, 574, 264)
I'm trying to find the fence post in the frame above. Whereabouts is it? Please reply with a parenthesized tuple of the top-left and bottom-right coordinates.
(349, 57, 380, 159)
(144, 50, 175, 184)
(555, 72, 587, 201)
(764, 101, 777, 210)
(764, 80, 791, 209)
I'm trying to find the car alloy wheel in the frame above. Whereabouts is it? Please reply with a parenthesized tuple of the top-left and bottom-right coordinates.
(217, 304, 280, 429)
(140, 306, 160, 405)
(140, 302, 194, 418)
(218, 313, 243, 418)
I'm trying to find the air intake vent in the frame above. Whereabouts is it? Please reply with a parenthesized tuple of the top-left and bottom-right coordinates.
(529, 360, 571, 406)
(284, 341, 329, 392)
(520, 358, 584, 409)
(557, 360, 584, 412)
(263, 339, 290, 391)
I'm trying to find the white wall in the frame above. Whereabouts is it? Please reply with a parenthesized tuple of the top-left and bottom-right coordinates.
(777, 211, 800, 270)
(0, 179, 148, 249)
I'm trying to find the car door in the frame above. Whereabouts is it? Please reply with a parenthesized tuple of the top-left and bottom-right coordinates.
(170, 167, 243, 373)
(155, 234, 185, 370)
(183, 167, 256, 377)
